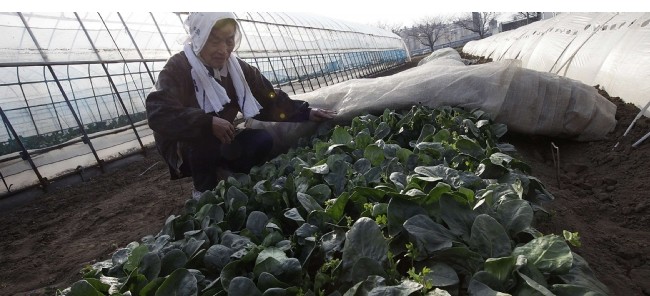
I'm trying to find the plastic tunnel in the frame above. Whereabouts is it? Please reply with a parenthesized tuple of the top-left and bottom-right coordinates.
(463, 12, 650, 117)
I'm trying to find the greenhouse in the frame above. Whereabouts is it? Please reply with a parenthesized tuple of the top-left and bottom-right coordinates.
(463, 12, 650, 117)
(1, 11, 649, 296)
(0, 12, 408, 196)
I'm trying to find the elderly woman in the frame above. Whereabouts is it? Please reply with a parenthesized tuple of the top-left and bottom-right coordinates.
(146, 12, 335, 196)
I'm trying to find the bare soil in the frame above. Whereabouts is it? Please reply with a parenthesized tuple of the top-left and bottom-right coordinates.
(1, 66, 649, 295)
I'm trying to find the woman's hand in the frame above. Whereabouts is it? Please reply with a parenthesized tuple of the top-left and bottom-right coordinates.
(211, 117, 236, 144)
(309, 108, 337, 122)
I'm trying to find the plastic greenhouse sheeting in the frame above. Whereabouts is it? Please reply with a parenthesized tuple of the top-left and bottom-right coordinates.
(247, 48, 616, 154)
(0, 12, 409, 195)
(463, 12, 650, 117)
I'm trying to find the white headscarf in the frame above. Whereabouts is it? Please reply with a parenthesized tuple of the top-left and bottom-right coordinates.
(183, 12, 262, 118)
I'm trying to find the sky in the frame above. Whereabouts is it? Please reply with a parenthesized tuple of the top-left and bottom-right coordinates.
(5, 0, 650, 28)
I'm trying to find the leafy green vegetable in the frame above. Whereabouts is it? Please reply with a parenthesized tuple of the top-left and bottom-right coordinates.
(61, 106, 606, 296)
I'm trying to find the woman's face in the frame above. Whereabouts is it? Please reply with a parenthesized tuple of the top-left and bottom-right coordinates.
(199, 22, 236, 69)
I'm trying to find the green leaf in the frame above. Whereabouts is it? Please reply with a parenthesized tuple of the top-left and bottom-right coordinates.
(562, 230, 582, 247)
(512, 235, 573, 275)
(354, 131, 373, 149)
(307, 184, 331, 204)
(124, 244, 148, 273)
(551, 284, 607, 296)
(469, 214, 512, 259)
(374, 122, 391, 139)
(390, 172, 408, 191)
(220, 260, 245, 291)
(253, 257, 283, 278)
(195, 204, 225, 224)
(154, 268, 197, 296)
(403, 214, 455, 259)
(433, 129, 451, 143)
(354, 158, 372, 174)
(387, 196, 428, 237)
(325, 192, 350, 222)
(204, 244, 234, 273)
(428, 288, 453, 296)
(484, 256, 517, 284)
(283, 208, 304, 223)
(416, 124, 437, 143)
(364, 144, 385, 167)
(423, 262, 459, 287)
(414, 165, 483, 189)
(439, 195, 477, 242)
(491, 123, 508, 138)
(295, 223, 319, 243)
(497, 200, 534, 237)
(455, 136, 485, 159)
(246, 211, 269, 238)
(556, 253, 609, 295)
(138, 252, 161, 282)
(515, 271, 555, 296)
(308, 163, 330, 174)
(320, 229, 346, 260)
(159, 249, 188, 277)
(140, 278, 165, 296)
(343, 276, 422, 296)
(226, 186, 249, 212)
(68, 280, 104, 296)
(343, 257, 388, 287)
(256, 247, 288, 265)
(228, 277, 262, 296)
(430, 246, 484, 275)
(258, 272, 290, 292)
(297, 192, 324, 213)
(467, 276, 512, 296)
(341, 217, 389, 271)
(332, 126, 354, 145)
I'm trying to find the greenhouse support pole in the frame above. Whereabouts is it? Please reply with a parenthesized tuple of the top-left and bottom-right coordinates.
(16, 68, 41, 136)
(288, 15, 334, 88)
(272, 13, 313, 95)
(298, 16, 336, 85)
(0, 107, 48, 191)
(47, 65, 105, 173)
(273, 13, 314, 92)
(18, 12, 105, 173)
(282, 14, 326, 88)
(42, 67, 65, 133)
(257, 13, 297, 94)
(246, 13, 282, 88)
(264, 13, 308, 94)
(150, 12, 173, 56)
(117, 12, 156, 84)
(99, 63, 146, 155)
(75, 13, 146, 155)
(0, 170, 10, 193)
(282, 14, 323, 89)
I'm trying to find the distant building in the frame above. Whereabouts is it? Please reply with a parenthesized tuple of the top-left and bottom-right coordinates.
(497, 12, 558, 33)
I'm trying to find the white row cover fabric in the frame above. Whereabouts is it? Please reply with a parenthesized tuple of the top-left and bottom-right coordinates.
(247, 48, 616, 154)
(463, 12, 650, 116)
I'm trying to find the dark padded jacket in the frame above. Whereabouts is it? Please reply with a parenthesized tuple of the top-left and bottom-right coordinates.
(146, 51, 310, 179)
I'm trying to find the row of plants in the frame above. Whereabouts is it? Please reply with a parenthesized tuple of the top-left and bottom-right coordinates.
(0, 112, 147, 156)
(60, 105, 608, 295)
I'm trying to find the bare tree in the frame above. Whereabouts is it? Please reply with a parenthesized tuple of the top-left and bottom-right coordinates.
(406, 17, 448, 52)
(373, 21, 404, 35)
(454, 12, 499, 39)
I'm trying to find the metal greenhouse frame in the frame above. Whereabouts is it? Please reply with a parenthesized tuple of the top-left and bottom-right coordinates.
(0, 12, 409, 196)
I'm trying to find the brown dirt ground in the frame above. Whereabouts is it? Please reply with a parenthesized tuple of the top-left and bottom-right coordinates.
(1, 58, 649, 295)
